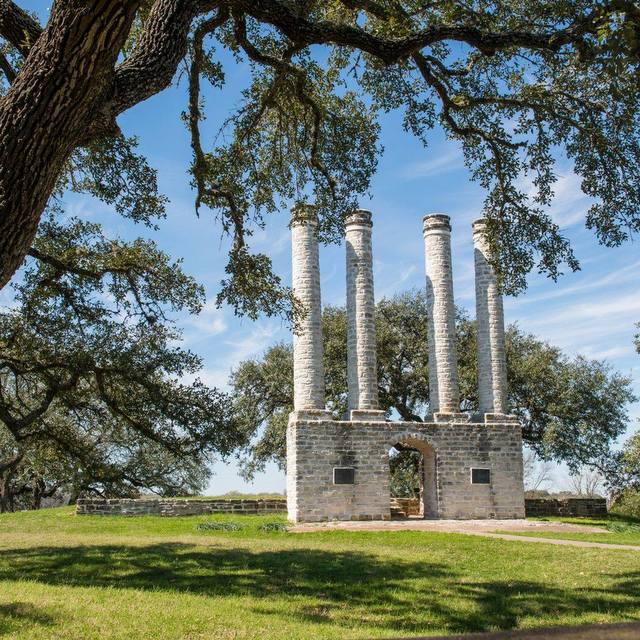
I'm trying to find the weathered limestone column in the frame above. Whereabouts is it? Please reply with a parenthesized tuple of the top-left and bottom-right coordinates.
(346, 209, 385, 421)
(473, 218, 508, 416)
(423, 214, 461, 417)
(290, 205, 328, 417)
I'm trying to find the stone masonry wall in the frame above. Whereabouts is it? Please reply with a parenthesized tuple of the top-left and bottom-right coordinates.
(287, 417, 525, 522)
(76, 498, 286, 517)
(524, 497, 607, 518)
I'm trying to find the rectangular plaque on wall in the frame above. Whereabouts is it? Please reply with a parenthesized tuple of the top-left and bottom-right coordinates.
(333, 467, 355, 484)
(471, 468, 491, 484)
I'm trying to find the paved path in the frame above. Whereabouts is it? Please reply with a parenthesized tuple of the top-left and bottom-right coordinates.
(455, 530, 640, 551)
(388, 621, 640, 639)
(291, 518, 640, 551)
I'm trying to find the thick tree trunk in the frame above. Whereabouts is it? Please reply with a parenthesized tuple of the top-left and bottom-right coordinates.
(0, 473, 10, 513)
(0, 453, 22, 512)
(0, 1, 141, 289)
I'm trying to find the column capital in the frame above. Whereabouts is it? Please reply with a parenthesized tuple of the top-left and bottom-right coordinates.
(346, 209, 373, 228)
(423, 213, 451, 235)
(290, 203, 318, 228)
(472, 217, 488, 234)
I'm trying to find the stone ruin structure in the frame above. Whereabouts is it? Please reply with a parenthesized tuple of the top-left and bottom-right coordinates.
(286, 206, 525, 522)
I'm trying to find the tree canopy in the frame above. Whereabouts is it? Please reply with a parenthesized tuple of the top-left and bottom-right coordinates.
(1, 2, 640, 317)
(0, 213, 239, 511)
(230, 291, 636, 479)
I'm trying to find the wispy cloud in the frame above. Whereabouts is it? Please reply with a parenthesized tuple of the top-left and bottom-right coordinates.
(184, 321, 285, 391)
(223, 322, 283, 363)
(184, 299, 227, 342)
(515, 290, 640, 356)
(519, 169, 590, 230)
(251, 226, 291, 258)
(509, 259, 640, 306)
(400, 147, 464, 180)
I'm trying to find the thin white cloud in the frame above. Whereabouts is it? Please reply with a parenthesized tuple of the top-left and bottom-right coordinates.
(519, 169, 590, 230)
(223, 322, 283, 363)
(251, 226, 291, 258)
(509, 259, 640, 306)
(183, 321, 285, 391)
(516, 291, 640, 355)
(400, 146, 464, 180)
(578, 345, 637, 360)
(184, 299, 228, 338)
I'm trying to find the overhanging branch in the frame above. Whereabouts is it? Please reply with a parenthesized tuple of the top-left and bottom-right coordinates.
(0, 1, 42, 57)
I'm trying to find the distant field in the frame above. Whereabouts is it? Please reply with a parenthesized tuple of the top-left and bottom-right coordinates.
(1, 508, 639, 639)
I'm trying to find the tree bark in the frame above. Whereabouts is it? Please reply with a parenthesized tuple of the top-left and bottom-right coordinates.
(0, 453, 22, 513)
(0, 1, 141, 289)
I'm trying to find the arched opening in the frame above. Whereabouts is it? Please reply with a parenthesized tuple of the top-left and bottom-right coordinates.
(389, 438, 438, 519)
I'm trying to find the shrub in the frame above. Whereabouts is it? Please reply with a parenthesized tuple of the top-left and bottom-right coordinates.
(196, 521, 244, 532)
(259, 521, 288, 532)
(610, 490, 640, 519)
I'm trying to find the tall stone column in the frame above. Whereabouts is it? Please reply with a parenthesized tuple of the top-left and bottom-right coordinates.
(290, 205, 328, 416)
(346, 209, 385, 421)
(423, 214, 460, 416)
(473, 219, 508, 416)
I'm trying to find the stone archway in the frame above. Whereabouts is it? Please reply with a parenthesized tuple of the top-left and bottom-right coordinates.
(390, 434, 439, 519)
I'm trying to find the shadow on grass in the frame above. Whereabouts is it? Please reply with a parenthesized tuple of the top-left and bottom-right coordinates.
(0, 602, 57, 636)
(0, 544, 639, 634)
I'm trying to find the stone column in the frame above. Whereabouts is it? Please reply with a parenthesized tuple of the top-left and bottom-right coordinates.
(473, 219, 508, 416)
(346, 209, 385, 421)
(290, 205, 328, 417)
(423, 214, 461, 417)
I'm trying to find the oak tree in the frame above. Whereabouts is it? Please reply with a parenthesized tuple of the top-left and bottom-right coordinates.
(230, 291, 636, 480)
(0, 1, 639, 316)
(0, 213, 238, 511)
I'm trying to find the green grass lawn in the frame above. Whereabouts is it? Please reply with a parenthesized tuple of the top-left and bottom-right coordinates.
(496, 514, 640, 547)
(1, 508, 639, 639)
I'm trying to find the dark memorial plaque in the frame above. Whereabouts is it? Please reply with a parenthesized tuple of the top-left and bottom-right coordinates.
(333, 467, 355, 484)
(471, 468, 491, 484)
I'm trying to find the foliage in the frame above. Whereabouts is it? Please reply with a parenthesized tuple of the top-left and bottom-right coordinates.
(258, 521, 289, 532)
(0, 214, 239, 511)
(389, 449, 422, 498)
(197, 521, 244, 531)
(606, 430, 640, 501)
(0, 507, 639, 638)
(2, 1, 640, 312)
(230, 290, 635, 479)
(611, 490, 640, 520)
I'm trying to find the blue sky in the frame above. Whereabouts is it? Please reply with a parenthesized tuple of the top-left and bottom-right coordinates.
(16, 4, 640, 493)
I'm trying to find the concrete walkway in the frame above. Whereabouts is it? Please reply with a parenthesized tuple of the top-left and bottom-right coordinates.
(291, 518, 640, 551)
(387, 621, 640, 639)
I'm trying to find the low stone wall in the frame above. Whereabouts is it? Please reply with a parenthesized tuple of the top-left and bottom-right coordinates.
(76, 498, 287, 517)
(524, 498, 607, 518)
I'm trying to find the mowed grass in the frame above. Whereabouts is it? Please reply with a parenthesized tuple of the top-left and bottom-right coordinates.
(1, 508, 639, 639)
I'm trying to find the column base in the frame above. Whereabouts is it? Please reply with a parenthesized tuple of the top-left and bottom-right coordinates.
(432, 412, 472, 423)
(483, 413, 519, 425)
(289, 409, 333, 421)
(349, 409, 386, 422)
